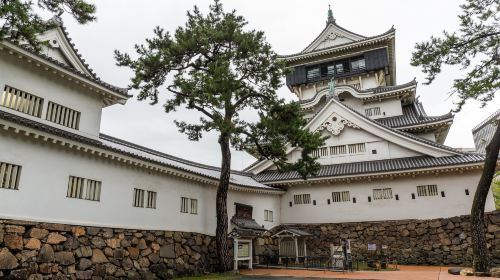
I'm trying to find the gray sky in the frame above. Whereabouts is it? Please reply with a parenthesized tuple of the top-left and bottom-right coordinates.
(61, 0, 499, 170)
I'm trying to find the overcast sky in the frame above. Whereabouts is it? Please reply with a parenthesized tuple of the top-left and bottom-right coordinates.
(61, 0, 499, 170)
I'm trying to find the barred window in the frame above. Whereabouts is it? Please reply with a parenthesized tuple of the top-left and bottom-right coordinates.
(330, 145, 347, 155)
(332, 191, 350, 202)
(264, 210, 273, 222)
(0, 161, 22, 190)
(190, 198, 198, 214)
(417, 185, 438, 197)
(365, 107, 381, 117)
(67, 176, 101, 201)
(348, 143, 366, 154)
(373, 188, 393, 200)
(46, 101, 80, 129)
(293, 194, 311, 204)
(0, 85, 44, 117)
(133, 188, 145, 207)
(147, 191, 157, 209)
(180, 197, 189, 213)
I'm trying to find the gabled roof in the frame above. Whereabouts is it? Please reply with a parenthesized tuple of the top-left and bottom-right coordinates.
(245, 96, 463, 174)
(0, 17, 130, 105)
(0, 109, 282, 192)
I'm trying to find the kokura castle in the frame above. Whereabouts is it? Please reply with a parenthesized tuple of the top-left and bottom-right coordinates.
(0, 7, 498, 278)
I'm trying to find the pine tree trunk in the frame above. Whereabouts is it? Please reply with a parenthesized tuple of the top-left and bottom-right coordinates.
(216, 133, 232, 271)
(471, 121, 500, 274)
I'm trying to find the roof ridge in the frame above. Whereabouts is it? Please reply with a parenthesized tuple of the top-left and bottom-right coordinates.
(99, 133, 253, 176)
(281, 27, 395, 59)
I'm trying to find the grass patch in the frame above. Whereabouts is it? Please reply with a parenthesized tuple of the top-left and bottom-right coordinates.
(175, 273, 241, 280)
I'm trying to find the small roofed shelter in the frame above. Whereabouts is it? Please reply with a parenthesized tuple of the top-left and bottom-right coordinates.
(272, 228, 312, 264)
(229, 203, 265, 271)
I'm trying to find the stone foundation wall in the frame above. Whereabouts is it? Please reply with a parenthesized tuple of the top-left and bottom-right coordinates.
(260, 211, 500, 266)
(0, 220, 218, 279)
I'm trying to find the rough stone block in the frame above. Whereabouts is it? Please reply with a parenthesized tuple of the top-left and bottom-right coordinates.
(0, 248, 19, 269)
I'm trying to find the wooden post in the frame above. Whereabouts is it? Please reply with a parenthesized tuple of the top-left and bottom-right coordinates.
(294, 237, 299, 264)
(303, 238, 307, 264)
(233, 238, 238, 272)
(278, 237, 282, 264)
(249, 239, 253, 269)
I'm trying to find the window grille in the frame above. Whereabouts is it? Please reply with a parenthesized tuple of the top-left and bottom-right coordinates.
(330, 145, 347, 155)
(293, 194, 311, 204)
(67, 176, 101, 201)
(348, 143, 366, 154)
(351, 58, 366, 71)
(312, 148, 327, 157)
(146, 191, 157, 209)
(46, 101, 80, 129)
(373, 188, 393, 200)
(190, 198, 198, 214)
(306, 68, 320, 80)
(332, 191, 350, 202)
(365, 107, 381, 117)
(0, 85, 43, 117)
(0, 161, 21, 190)
(417, 185, 438, 197)
(180, 197, 189, 213)
(264, 210, 273, 222)
(133, 188, 145, 207)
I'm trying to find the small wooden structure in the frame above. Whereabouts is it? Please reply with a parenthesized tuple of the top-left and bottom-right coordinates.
(272, 228, 311, 264)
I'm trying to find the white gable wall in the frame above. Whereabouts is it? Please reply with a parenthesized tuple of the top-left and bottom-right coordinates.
(0, 52, 103, 137)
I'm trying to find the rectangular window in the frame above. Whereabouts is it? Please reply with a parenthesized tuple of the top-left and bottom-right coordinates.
(417, 184, 438, 197)
(335, 63, 344, 74)
(264, 210, 273, 222)
(351, 58, 366, 71)
(180, 197, 189, 213)
(306, 68, 320, 80)
(190, 198, 198, 214)
(365, 107, 381, 117)
(293, 194, 311, 205)
(67, 176, 101, 201)
(348, 143, 366, 154)
(330, 145, 347, 155)
(332, 191, 350, 202)
(133, 188, 145, 207)
(146, 191, 157, 209)
(0, 161, 21, 190)
(46, 101, 80, 130)
(0, 85, 43, 117)
(373, 188, 393, 200)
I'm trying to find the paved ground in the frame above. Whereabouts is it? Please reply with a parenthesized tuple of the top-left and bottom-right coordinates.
(240, 265, 488, 280)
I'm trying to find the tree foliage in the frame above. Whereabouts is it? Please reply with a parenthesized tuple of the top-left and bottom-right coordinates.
(115, 1, 324, 270)
(0, 0, 96, 50)
(411, 0, 499, 111)
(411, 0, 500, 273)
(115, 0, 324, 178)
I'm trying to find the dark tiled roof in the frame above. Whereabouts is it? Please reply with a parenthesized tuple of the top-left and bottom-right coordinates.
(231, 217, 265, 231)
(254, 154, 486, 183)
(375, 101, 453, 128)
(0, 110, 279, 191)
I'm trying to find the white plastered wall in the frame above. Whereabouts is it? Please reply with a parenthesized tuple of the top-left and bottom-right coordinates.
(0, 132, 281, 235)
(280, 170, 495, 224)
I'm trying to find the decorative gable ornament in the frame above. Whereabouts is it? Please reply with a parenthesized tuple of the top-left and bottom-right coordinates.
(316, 113, 360, 135)
(323, 32, 345, 42)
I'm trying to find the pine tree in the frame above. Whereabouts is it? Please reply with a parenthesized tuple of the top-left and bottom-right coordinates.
(411, 0, 499, 273)
(115, 1, 324, 271)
